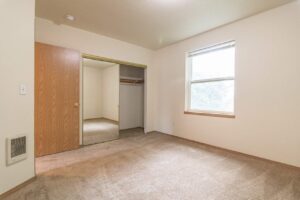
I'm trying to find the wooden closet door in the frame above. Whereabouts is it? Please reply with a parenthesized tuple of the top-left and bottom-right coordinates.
(35, 42, 80, 157)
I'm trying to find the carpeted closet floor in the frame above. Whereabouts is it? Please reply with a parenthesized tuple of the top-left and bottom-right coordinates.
(4, 129, 300, 200)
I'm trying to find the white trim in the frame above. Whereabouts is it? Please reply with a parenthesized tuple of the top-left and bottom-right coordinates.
(188, 40, 235, 57)
(185, 52, 192, 111)
(191, 77, 234, 84)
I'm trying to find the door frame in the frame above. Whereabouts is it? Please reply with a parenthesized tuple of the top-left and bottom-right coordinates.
(80, 53, 148, 145)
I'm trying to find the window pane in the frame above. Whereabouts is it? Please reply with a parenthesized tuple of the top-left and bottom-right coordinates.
(190, 80, 234, 113)
(191, 47, 235, 80)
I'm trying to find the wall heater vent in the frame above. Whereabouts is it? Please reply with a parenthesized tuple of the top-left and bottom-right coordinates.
(6, 135, 27, 166)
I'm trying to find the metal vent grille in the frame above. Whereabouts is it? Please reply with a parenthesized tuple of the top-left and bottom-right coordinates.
(11, 136, 26, 158)
(6, 135, 27, 165)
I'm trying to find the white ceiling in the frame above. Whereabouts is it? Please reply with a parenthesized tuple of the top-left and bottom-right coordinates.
(83, 59, 115, 69)
(36, 0, 293, 50)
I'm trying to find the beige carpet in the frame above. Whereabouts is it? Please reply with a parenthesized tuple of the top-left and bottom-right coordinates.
(4, 129, 300, 200)
(83, 118, 119, 145)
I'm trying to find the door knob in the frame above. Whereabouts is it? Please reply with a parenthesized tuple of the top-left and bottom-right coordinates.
(74, 102, 79, 107)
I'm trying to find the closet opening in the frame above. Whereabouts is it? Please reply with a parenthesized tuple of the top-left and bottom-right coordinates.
(119, 65, 145, 136)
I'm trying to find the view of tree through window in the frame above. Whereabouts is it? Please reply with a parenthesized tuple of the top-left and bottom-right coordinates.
(187, 41, 235, 113)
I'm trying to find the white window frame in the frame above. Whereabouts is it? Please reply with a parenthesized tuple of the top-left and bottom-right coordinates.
(185, 41, 236, 117)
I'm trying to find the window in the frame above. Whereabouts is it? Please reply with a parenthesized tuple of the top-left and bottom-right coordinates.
(186, 41, 235, 116)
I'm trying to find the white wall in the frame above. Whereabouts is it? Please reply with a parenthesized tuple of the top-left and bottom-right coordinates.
(35, 17, 156, 136)
(83, 66, 103, 119)
(0, 0, 35, 195)
(102, 65, 120, 121)
(153, 1, 300, 167)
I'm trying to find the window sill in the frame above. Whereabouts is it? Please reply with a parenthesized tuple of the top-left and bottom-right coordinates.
(184, 111, 235, 118)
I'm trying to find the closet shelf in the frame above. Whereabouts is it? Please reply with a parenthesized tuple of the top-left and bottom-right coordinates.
(120, 78, 144, 84)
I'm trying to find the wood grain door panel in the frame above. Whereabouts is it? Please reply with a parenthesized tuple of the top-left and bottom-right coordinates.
(35, 42, 80, 157)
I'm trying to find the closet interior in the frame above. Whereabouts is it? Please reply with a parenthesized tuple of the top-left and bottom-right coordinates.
(119, 65, 145, 132)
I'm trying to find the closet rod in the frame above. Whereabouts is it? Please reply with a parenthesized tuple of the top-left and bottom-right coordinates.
(120, 78, 144, 84)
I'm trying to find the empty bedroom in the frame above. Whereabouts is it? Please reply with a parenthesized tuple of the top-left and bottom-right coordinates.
(0, 0, 300, 199)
